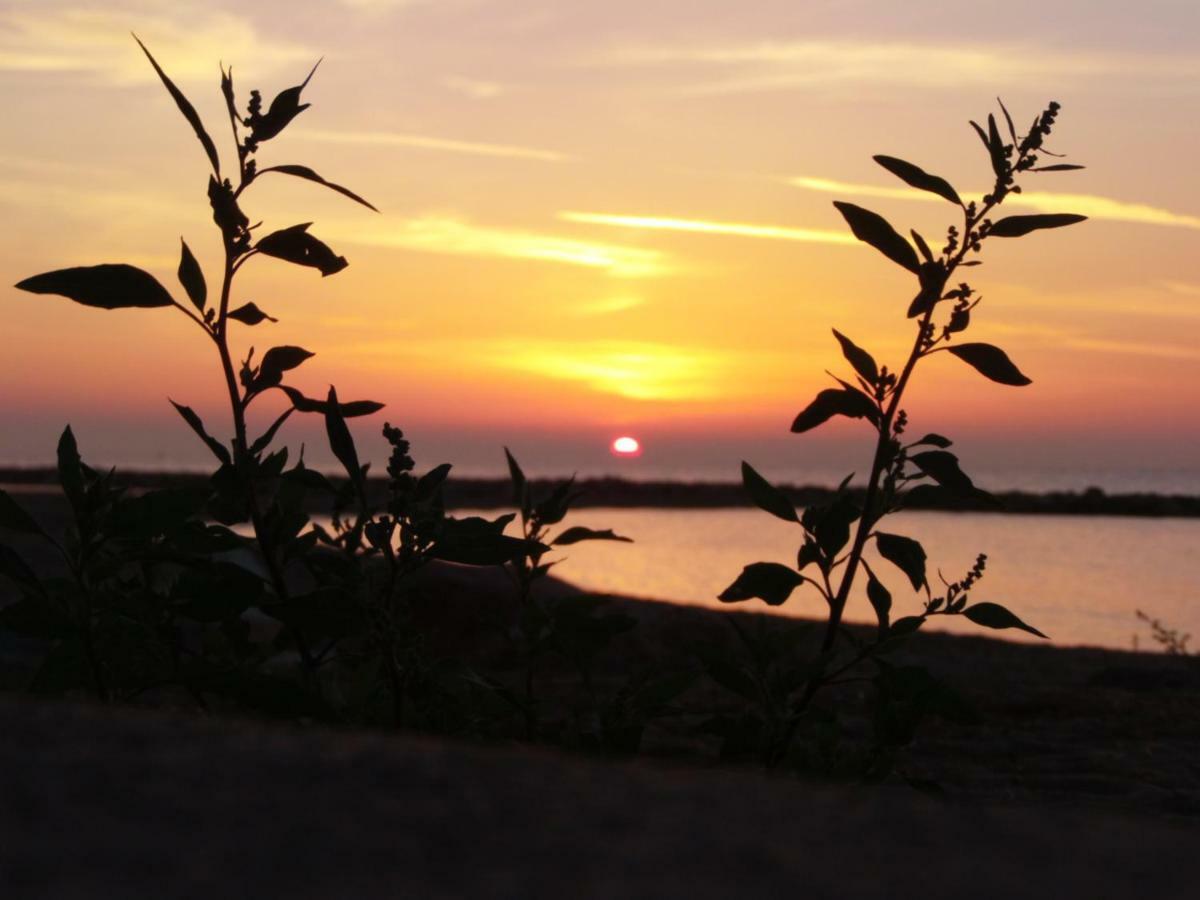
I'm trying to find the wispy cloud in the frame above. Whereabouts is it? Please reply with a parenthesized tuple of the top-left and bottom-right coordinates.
(338, 0, 428, 10)
(0, 177, 184, 221)
(1062, 337, 1200, 361)
(789, 176, 927, 204)
(480, 339, 735, 401)
(295, 128, 567, 162)
(442, 75, 506, 100)
(596, 39, 1200, 95)
(989, 323, 1200, 360)
(570, 295, 645, 316)
(560, 212, 855, 245)
(788, 175, 1200, 230)
(333, 216, 667, 277)
(0, 7, 313, 84)
(1158, 281, 1200, 297)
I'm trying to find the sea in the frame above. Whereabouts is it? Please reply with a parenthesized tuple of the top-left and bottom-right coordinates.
(473, 507, 1200, 652)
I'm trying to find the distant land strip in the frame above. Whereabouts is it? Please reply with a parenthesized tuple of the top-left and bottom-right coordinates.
(2, 469, 1198, 518)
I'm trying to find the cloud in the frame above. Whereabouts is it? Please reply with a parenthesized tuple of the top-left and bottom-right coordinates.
(559, 212, 855, 245)
(1158, 281, 1200, 297)
(338, 0, 427, 10)
(0, 176, 184, 220)
(1061, 337, 1200, 361)
(570, 295, 645, 316)
(295, 128, 567, 162)
(334, 216, 667, 277)
(479, 339, 735, 401)
(596, 39, 1200, 95)
(442, 75, 506, 100)
(0, 7, 314, 85)
(788, 175, 1200, 231)
(990, 322, 1200, 361)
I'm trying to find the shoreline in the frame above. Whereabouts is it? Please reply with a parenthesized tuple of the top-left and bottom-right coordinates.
(4, 469, 1199, 518)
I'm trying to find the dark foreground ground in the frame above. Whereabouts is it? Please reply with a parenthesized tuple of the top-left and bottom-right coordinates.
(2, 488, 1199, 896)
(3, 596, 1200, 898)
(1, 691, 1198, 900)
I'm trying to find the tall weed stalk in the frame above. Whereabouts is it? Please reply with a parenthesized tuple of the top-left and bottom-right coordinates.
(717, 100, 1085, 769)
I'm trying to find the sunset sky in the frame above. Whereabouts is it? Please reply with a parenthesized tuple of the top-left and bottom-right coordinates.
(1, 0, 1197, 489)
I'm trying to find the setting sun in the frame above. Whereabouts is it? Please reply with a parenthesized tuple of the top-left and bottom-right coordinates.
(611, 436, 642, 457)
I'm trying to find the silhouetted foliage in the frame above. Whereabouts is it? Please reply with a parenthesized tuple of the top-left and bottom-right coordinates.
(1, 40, 537, 727)
(0, 45, 1098, 781)
(718, 99, 1084, 771)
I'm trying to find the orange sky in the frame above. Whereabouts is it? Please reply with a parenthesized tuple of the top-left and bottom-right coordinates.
(1, 1, 1197, 488)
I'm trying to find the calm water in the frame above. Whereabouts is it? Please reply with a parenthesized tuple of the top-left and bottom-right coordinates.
(484, 508, 1199, 651)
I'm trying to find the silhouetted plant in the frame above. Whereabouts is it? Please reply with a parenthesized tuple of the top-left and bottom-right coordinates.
(502, 448, 660, 746)
(1136, 610, 1192, 657)
(1, 39, 528, 716)
(717, 100, 1085, 769)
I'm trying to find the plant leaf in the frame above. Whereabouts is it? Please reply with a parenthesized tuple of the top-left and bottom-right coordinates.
(169, 400, 231, 465)
(865, 566, 892, 633)
(874, 532, 927, 591)
(791, 387, 879, 433)
(803, 494, 860, 559)
(552, 526, 633, 546)
(433, 515, 530, 565)
(133, 35, 221, 177)
(256, 165, 378, 212)
(56, 426, 85, 514)
(912, 433, 953, 449)
(504, 447, 528, 509)
(1032, 164, 1085, 173)
(945, 343, 1031, 386)
(911, 230, 934, 264)
(278, 386, 382, 418)
(986, 113, 1005, 176)
(887, 616, 925, 639)
(873, 155, 962, 206)
(324, 386, 361, 485)
(988, 214, 1087, 238)
(256, 223, 348, 276)
(969, 119, 992, 155)
(910, 450, 976, 494)
(997, 97, 1018, 143)
(832, 202, 921, 274)
(248, 59, 321, 144)
(417, 463, 452, 501)
(832, 329, 879, 384)
(963, 602, 1048, 639)
(907, 262, 948, 318)
(719, 562, 804, 607)
(16, 264, 175, 310)
(248, 408, 293, 458)
(228, 302, 277, 325)
(177, 239, 206, 312)
(257, 346, 315, 388)
(534, 478, 581, 526)
(741, 461, 797, 522)
(0, 489, 46, 536)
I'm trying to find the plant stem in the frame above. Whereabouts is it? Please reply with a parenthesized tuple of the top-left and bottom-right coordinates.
(783, 164, 1035, 758)
(213, 244, 316, 674)
(818, 170, 1024, 657)
(821, 307, 934, 653)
